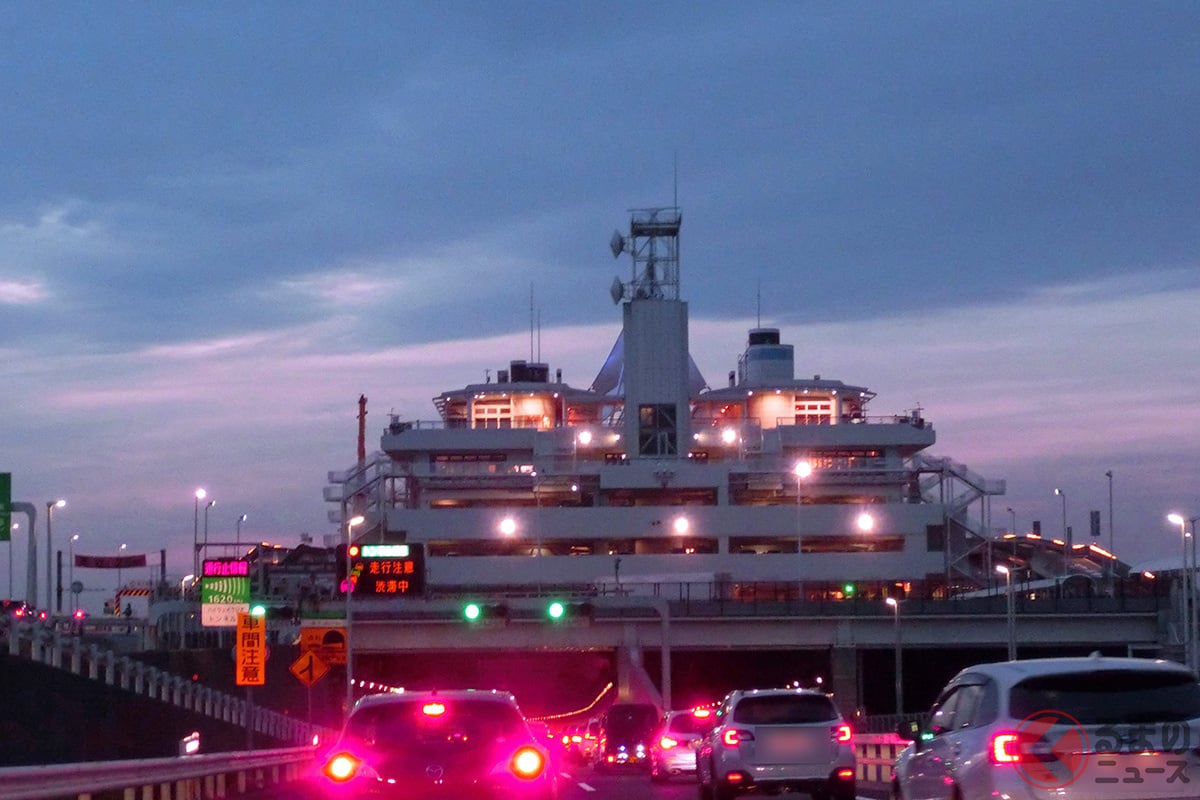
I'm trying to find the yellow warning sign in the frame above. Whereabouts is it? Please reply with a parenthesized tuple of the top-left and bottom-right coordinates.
(290, 651, 330, 687)
(299, 625, 347, 665)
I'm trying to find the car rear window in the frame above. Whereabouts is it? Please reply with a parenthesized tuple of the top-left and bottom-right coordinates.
(346, 699, 526, 745)
(732, 694, 838, 724)
(1008, 670, 1200, 724)
(606, 704, 658, 735)
(668, 714, 713, 734)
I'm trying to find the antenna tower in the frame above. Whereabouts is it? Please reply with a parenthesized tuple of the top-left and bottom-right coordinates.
(608, 206, 682, 304)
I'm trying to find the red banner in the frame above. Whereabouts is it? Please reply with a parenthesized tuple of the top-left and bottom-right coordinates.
(75, 554, 148, 569)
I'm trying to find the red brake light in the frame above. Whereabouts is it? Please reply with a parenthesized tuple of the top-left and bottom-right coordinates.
(834, 724, 853, 742)
(422, 702, 446, 716)
(73, 609, 85, 619)
(723, 729, 753, 747)
(693, 707, 712, 718)
(323, 753, 361, 782)
(659, 735, 679, 750)
(837, 767, 854, 780)
(511, 746, 545, 779)
(990, 732, 1021, 764)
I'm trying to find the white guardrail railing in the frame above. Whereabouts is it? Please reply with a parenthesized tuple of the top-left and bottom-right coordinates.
(0, 746, 316, 800)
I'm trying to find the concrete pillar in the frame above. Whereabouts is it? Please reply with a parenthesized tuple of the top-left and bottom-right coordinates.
(70, 637, 82, 674)
(829, 646, 862, 721)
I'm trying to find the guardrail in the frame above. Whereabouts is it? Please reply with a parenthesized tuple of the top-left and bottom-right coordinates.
(0, 746, 315, 800)
(2, 618, 337, 747)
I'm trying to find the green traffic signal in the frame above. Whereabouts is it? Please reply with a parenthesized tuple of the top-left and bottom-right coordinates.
(842, 583, 855, 597)
(464, 602, 482, 621)
(547, 601, 565, 619)
(250, 604, 267, 617)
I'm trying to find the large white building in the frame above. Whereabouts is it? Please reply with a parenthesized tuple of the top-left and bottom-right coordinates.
(325, 207, 1009, 602)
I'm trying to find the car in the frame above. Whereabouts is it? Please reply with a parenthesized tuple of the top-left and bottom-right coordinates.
(318, 689, 558, 800)
(594, 702, 659, 771)
(891, 654, 1200, 800)
(697, 688, 855, 800)
(560, 724, 586, 763)
(649, 707, 717, 782)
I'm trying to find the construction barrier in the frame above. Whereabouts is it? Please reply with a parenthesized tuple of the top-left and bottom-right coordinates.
(855, 732, 911, 785)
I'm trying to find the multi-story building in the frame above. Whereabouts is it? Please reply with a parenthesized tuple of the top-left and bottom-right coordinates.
(325, 207, 1009, 602)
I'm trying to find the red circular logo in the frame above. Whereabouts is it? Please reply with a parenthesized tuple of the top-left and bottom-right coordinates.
(1014, 709, 1090, 789)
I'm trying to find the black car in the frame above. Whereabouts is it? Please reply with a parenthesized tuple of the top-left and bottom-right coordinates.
(319, 689, 558, 800)
(593, 702, 659, 772)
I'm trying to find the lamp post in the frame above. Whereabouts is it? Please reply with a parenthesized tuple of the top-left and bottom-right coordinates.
(193, 489, 207, 578)
(996, 565, 1016, 661)
(1054, 488, 1068, 547)
(531, 471, 543, 595)
(116, 543, 128, 603)
(236, 513, 248, 550)
(1168, 513, 1193, 669)
(8, 522, 17, 602)
(45, 499, 66, 611)
(203, 499, 216, 561)
(886, 597, 902, 714)
(1105, 470, 1114, 555)
(1006, 507, 1016, 534)
(344, 513, 365, 716)
(69, 534, 80, 612)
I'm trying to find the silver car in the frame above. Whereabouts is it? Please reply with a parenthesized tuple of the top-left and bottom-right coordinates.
(892, 655, 1200, 800)
(697, 688, 855, 800)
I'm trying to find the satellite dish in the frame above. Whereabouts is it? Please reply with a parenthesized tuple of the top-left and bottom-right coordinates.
(609, 276, 624, 305)
(609, 230, 625, 259)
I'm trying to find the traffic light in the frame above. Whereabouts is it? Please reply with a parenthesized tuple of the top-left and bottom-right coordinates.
(841, 583, 856, 598)
(463, 601, 509, 624)
(545, 599, 593, 623)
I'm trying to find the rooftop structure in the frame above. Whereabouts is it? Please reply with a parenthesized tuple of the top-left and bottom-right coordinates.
(325, 207, 1011, 601)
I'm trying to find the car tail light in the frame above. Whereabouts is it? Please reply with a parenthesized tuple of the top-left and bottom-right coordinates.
(422, 702, 446, 716)
(511, 746, 545, 779)
(723, 729, 754, 747)
(570, 734, 583, 743)
(990, 732, 1021, 764)
(323, 752, 362, 782)
(833, 724, 853, 743)
(726, 772, 746, 784)
(693, 707, 712, 718)
(659, 735, 679, 750)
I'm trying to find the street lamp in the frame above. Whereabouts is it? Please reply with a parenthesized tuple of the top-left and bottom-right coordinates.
(856, 511, 875, 533)
(45, 499, 66, 612)
(885, 597, 902, 714)
(193, 488, 207, 577)
(8, 522, 17, 602)
(69, 534, 80, 612)
(344, 513, 365, 716)
(116, 543, 128, 601)
(236, 513, 248, 550)
(1167, 513, 1195, 670)
(1006, 507, 1016, 534)
(996, 564, 1016, 661)
(794, 460, 812, 557)
(1105, 470, 1114, 555)
(1054, 488, 1068, 547)
(203, 499, 216, 561)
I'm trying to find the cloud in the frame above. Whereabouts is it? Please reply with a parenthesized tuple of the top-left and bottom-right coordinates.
(0, 280, 48, 304)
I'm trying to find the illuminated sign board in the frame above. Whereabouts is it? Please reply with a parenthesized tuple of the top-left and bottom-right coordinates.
(351, 543, 426, 596)
(203, 559, 250, 577)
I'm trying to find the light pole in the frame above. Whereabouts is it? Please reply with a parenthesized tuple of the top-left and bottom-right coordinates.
(193, 488, 207, 578)
(1167, 513, 1194, 670)
(203, 499, 216, 562)
(1054, 488, 1068, 547)
(8, 522, 17, 602)
(531, 471, 543, 594)
(69, 534, 80, 612)
(1105, 470, 1114, 555)
(886, 597, 902, 714)
(344, 513, 365, 716)
(236, 513, 248, 550)
(45, 499, 65, 612)
(116, 543, 128, 608)
(996, 565, 1016, 661)
(1006, 507, 1016, 534)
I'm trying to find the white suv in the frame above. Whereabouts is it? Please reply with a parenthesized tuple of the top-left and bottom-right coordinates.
(697, 688, 855, 800)
(892, 655, 1200, 800)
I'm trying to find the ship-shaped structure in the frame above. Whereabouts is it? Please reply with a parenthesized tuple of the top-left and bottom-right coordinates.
(325, 207, 1118, 602)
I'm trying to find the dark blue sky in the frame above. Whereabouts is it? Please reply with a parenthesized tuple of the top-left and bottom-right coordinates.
(2, 2, 1198, 606)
